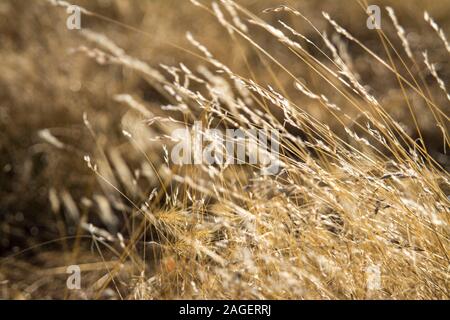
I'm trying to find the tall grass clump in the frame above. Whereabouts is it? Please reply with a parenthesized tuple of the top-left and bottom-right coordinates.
(1, 0, 449, 299)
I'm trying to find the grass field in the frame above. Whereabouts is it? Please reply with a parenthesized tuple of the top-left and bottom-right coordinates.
(0, 0, 449, 299)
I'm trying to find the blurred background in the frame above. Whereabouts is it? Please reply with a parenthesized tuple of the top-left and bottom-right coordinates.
(0, 0, 448, 298)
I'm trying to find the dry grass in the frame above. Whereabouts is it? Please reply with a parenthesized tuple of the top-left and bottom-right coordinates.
(0, 0, 449, 299)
